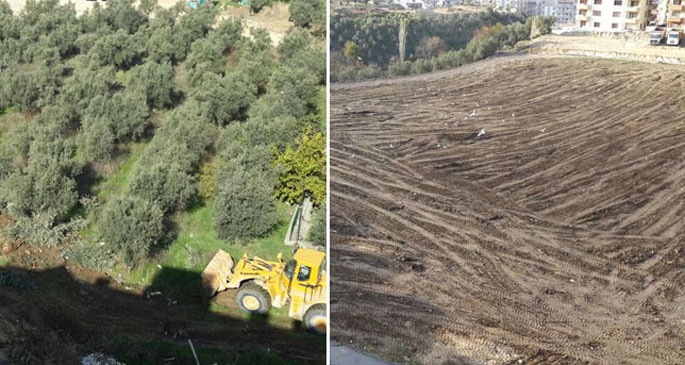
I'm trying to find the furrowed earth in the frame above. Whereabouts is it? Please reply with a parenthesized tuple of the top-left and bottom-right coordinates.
(330, 56, 685, 364)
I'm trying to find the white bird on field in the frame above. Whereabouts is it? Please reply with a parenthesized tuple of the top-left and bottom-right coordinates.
(470, 110, 477, 117)
(540, 128, 546, 133)
(477, 128, 486, 137)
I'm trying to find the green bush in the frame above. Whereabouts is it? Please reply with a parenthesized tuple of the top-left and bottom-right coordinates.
(289, 0, 325, 34)
(185, 37, 224, 87)
(63, 241, 117, 272)
(6, 214, 85, 248)
(126, 61, 175, 109)
(214, 146, 279, 240)
(128, 162, 195, 213)
(89, 29, 140, 69)
(189, 72, 256, 125)
(96, 196, 164, 264)
(78, 116, 116, 161)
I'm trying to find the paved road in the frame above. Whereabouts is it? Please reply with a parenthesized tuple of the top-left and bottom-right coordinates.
(330, 342, 391, 365)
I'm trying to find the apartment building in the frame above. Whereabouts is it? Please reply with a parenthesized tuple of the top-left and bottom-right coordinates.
(518, 0, 576, 24)
(666, 0, 685, 28)
(576, 0, 654, 31)
(540, 0, 577, 24)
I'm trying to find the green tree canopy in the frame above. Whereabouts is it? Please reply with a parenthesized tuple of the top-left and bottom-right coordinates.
(272, 126, 326, 207)
(215, 145, 279, 240)
(96, 195, 164, 264)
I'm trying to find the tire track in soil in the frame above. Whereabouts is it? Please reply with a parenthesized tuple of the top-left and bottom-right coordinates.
(331, 57, 685, 364)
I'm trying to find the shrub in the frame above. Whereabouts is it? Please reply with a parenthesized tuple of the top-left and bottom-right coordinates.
(185, 37, 224, 87)
(388, 60, 412, 77)
(78, 116, 116, 161)
(215, 146, 279, 240)
(128, 162, 195, 213)
(190, 72, 256, 125)
(96, 196, 164, 264)
(63, 242, 117, 271)
(126, 61, 175, 109)
(289, 0, 325, 34)
(89, 29, 140, 69)
(5, 214, 85, 248)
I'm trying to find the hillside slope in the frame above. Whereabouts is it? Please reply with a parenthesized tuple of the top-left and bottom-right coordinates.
(330, 57, 685, 364)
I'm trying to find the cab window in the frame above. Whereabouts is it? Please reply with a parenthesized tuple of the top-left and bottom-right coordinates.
(297, 265, 312, 281)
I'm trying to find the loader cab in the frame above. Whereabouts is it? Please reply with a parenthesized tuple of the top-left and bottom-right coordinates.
(285, 249, 326, 321)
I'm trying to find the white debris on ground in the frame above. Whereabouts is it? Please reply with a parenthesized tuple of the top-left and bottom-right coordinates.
(81, 353, 124, 365)
(477, 128, 486, 137)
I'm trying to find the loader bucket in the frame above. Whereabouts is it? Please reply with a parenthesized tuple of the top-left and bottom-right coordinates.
(201, 249, 234, 298)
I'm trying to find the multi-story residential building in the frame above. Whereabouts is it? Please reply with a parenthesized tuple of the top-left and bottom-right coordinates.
(540, 0, 577, 24)
(666, 0, 685, 28)
(518, 0, 576, 24)
(576, 0, 654, 31)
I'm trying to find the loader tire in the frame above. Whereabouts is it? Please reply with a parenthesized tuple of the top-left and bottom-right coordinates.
(303, 304, 327, 335)
(236, 282, 271, 315)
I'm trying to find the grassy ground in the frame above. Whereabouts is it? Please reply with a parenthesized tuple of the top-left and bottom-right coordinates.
(0, 255, 12, 267)
(126, 199, 295, 327)
(92, 142, 148, 201)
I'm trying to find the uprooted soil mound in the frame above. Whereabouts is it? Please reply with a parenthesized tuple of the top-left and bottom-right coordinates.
(330, 57, 685, 364)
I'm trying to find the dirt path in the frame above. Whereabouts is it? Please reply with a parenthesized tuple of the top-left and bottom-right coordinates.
(0, 263, 325, 363)
(331, 57, 685, 364)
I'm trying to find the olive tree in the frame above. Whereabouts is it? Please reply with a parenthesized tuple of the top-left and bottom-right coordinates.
(189, 72, 256, 125)
(128, 162, 195, 213)
(89, 29, 140, 69)
(96, 195, 164, 264)
(126, 61, 174, 109)
(214, 145, 280, 240)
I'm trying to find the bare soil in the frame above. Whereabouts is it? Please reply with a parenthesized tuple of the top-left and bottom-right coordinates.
(0, 243, 325, 364)
(330, 56, 685, 364)
(523, 33, 685, 64)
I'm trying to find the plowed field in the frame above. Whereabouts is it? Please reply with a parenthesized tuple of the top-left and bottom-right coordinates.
(330, 57, 685, 364)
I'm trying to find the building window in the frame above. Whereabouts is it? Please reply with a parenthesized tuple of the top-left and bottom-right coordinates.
(614, 0, 622, 4)
(593, 10, 602, 16)
(612, 23, 619, 28)
(613, 11, 621, 17)
(630, 0, 638, 6)
(580, 9, 587, 15)
(594, 0, 602, 4)
(594, 22, 601, 27)
(580, 0, 587, 3)
(581, 20, 587, 27)
(628, 12, 637, 18)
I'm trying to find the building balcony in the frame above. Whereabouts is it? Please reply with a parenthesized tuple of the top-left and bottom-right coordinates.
(668, 16, 683, 23)
(625, 18, 638, 24)
(578, 3, 589, 10)
(669, 4, 684, 11)
(577, 15, 589, 21)
(626, 6, 640, 12)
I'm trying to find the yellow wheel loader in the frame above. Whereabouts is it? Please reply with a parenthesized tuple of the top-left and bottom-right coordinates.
(201, 248, 327, 335)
